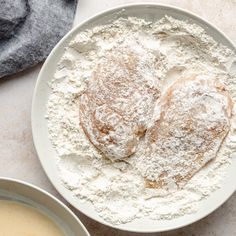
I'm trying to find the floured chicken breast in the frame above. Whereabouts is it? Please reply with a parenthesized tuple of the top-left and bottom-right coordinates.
(79, 46, 160, 160)
(145, 75, 233, 189)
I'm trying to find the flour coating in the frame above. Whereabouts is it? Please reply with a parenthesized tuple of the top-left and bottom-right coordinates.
(47, 16, 236, 224)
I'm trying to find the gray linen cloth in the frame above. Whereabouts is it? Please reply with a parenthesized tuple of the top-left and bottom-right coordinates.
(0, 0, 77, 78)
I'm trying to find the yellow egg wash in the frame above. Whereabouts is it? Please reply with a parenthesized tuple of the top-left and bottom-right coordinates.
(0, 200, 64, 236)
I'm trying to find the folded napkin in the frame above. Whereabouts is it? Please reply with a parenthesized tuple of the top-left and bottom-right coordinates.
(0, 0, 77, 78)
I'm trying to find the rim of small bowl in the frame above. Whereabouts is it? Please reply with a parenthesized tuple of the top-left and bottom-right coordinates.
(0, 177, 90, 236)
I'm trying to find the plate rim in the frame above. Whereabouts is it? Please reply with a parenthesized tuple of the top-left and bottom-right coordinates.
(32, 3, 236, 233)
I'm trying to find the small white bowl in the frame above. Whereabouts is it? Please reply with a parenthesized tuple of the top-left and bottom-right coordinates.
(32, 3, 236, 233)
(0, 178, 90, 236)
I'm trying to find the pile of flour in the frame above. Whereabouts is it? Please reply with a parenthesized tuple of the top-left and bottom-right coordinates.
(47, 16, 236, 224)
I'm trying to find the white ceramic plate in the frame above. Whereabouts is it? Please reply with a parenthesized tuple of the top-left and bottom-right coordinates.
(32, 4, 236, 233)
(0, 178, 90, 236)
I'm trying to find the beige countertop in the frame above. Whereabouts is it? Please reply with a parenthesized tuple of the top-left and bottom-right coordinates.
(0, 0, 236, 235)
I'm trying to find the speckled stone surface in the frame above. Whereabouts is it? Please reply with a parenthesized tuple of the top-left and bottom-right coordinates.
(0, 0, 236, 235)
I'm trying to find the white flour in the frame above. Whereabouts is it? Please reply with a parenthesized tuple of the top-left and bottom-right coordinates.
(47, 16, 236, 224)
